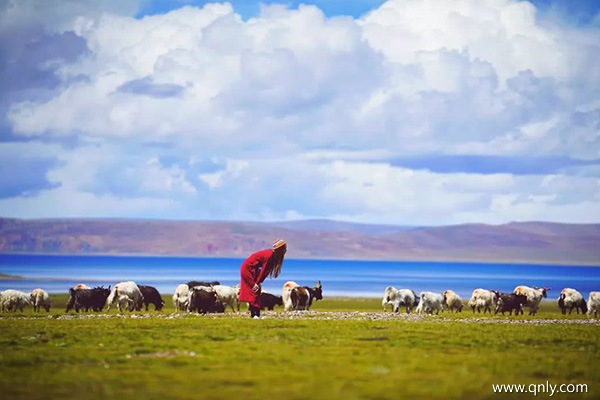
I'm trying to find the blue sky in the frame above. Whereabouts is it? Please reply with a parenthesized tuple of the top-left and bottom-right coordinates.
(0, 0, 599, 225)
(137, 0, 388, 19)
(135, 0, 600, 22)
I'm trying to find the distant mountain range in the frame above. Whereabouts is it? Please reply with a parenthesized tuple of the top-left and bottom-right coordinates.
(1, 218, 599, 265)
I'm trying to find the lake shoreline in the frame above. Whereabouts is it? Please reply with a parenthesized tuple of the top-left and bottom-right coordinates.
(0, 273, 23, 280)
(2, 251, 600, 267)
(2, 254, 599, 299)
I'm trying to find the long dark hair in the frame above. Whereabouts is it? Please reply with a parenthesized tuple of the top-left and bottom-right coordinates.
(268, 246, 286, 278)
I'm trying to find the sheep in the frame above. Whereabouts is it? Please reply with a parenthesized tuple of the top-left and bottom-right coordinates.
(138, 285, 165, 311)
(493, 291, 527, 316)
(260, 292, 283, 311)
(382, 286, 398, 312)
(587, 291, 600, 318)
(558, 288, 587, 315)
(382, 286, 419, 313)
(416, 291, 444, 315)
(30, 288, 51, 312)
(188, 287, 224, 314)
(394, 289, 419, 314)
(106, 281, 144, 312)
(73, 283, 91, 290)
(212, 284, 240, 312)
(442, 289, 463, 313)
(0, 289, 30, 312)
(117, 294, 134, 311)
(289, 282, 323, 311)
(468, 288, 497, 314)
(513, 285, 550, 315)
(67, 286, 111, 313)
(187, 280, 220, 288)
(173, 284, 190, 311)
(282, 281, 299, 311)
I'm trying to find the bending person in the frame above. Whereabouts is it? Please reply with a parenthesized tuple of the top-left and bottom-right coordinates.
(239, 239, 287, 318)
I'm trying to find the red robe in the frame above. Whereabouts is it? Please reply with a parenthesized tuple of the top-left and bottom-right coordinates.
(239, 249, 275, 308)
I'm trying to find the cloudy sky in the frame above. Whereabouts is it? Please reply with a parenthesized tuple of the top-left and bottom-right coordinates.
(1, 0, 599, 226)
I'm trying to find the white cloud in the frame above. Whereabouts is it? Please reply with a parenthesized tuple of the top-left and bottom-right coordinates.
(1, 143, 599, 224)
(1, 0, 599, 224)
(360, 0, 572, 83)
(314, 160, 600, 225)
(0, 0, 139, 35)
(141, 158, 197, 194)
(199, 159, 249, 189)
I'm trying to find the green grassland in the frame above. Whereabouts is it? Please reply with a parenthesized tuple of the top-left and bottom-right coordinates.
(1, 296, 598, 400)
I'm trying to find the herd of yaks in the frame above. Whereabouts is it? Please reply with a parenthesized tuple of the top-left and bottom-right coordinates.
(383, 285, 600, 317)
(0, 280, 325, 314)
(1, 280, 599, 318)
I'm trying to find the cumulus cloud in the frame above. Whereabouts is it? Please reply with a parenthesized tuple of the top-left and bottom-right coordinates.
(1, 0, 599, 225)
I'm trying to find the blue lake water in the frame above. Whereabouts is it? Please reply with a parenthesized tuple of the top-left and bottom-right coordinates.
(1, 254, 599, 299)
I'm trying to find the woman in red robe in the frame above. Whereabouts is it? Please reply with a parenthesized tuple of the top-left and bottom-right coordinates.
(239, 239, 287, 318)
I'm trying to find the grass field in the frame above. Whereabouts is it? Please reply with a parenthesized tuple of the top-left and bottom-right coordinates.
(1, 295, 599, 400)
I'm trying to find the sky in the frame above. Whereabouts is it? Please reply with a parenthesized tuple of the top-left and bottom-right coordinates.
(0, 0, 599, 226)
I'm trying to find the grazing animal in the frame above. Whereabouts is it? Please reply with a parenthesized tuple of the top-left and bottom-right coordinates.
(382, 286, 399, 312)
(468, 288, 497, 314)
(30, 288, 51, 312)
(138, 285, 165, 311)
(513, 285, 550, 315)
(442, 290, 463, 313)
(557, 288, 587, 315)
(382, 286, 418, 313)
(67, 286, 111, 312)
(212, 284, 240, 312)
(260, 292, 283, 311)
(73, 283, 91, 290)
(65, 284, 94, 312)
(289, 281, 323, 311)
(282, 281, 299, 311)
(587, 292, 600, 317)
(106, 281, 144, 312)
(188, 287, 224, 314)
(392, 289, 420, 313)
(173, 284, 190, 311)
(0, 289, 30, 312)
(290, 287, 309, 310)
(416, 291, 444, 315)
(493, 291, 527, 316)
(118, 294, 134, 311)
(187, 280, 220, 288)
(65, 289, 77, 312)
